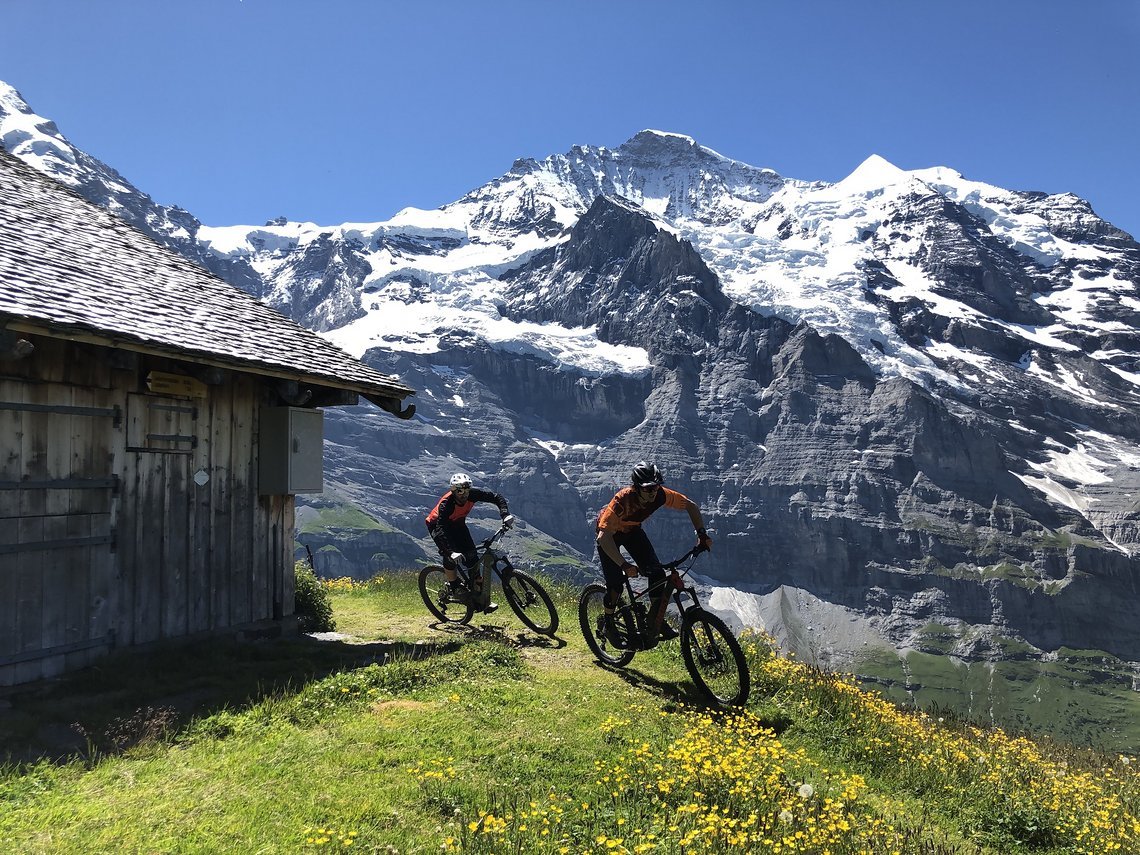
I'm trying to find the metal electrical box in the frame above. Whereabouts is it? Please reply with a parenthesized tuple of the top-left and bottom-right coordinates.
(258, 407, 324, 494)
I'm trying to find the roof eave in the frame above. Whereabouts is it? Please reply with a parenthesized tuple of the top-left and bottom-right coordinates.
(2, 316, 416, 408)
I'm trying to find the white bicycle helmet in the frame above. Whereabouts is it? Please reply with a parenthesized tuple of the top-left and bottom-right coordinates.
(449, 472, 473, 489)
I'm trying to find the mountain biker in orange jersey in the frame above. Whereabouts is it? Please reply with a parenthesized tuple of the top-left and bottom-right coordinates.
(425, 472, 514, 613)
(595, 462, 713, 642)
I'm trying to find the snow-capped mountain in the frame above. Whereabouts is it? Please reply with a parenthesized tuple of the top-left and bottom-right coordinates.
(193, 127, 1140, 549)
(6, 80, 1140, 744)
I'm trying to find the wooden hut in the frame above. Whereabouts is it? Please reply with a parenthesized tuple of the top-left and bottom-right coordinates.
(0, 148, 414, 686)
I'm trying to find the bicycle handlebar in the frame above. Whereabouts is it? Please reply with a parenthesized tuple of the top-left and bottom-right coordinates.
(618, 544, 707, 601)
(477, 523, 513, 551)
(661, 543, 708, 571)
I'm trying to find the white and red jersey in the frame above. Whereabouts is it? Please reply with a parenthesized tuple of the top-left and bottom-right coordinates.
(425, 487, 509, 554)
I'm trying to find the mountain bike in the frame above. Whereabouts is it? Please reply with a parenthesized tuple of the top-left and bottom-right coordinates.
(578, 546, 750, 706)
(419, 524, 559, 636)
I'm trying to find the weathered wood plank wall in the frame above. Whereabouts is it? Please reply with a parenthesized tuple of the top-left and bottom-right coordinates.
(0, 340, 119, 683)
(0, 336, 297, 687)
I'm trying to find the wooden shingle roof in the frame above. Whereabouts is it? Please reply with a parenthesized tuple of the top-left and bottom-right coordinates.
(0, 147, 414, 415)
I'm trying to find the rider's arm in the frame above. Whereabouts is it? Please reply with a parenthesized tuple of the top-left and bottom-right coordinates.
(685, 500, 713, 550)
(470, 488, 510, 519)
(597, 528, 639, 574)
(596, 529, 626, 567)
(683, 497, 705, 533)
(684, 499, 711, 551)
(664, 489, 712, 549)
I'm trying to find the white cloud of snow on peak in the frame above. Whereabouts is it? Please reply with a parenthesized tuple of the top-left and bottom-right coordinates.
(639, 129, 697, 144)
(325, 290, 650, 377)
(199, 207, 473, 257)
(198, 222, 312, 256)
(385, 205, 469, 235)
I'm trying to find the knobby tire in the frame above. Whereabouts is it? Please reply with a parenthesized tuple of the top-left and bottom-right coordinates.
(502, 569, 559, 635)
(680, 609, 750, 706)
(418, 565, 475, 625)
(578, 583, 635, 667)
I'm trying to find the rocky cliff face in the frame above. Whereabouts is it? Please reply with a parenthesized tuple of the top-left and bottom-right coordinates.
(498, 196, 1140, 662)
(300, 189, 1140, 667)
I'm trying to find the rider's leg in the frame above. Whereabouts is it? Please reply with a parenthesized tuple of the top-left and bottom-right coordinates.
(622, 530, 674, 639)
(449, 525, 496, 612)
(597, 539, 627, 614)
(596, 540, 629, 643)
(431, 531, 459, 583)
(447, 524, 477, 569)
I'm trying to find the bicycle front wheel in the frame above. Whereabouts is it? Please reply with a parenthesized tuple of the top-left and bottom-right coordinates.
(502, 569, 559, 635)
(680, 609, 750, 706)
(418, 565, 474, 625)
(578, 584, 635, 667)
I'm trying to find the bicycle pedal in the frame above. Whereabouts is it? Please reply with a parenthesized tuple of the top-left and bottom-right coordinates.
(444, 584, 470, 605)
(600, 617, 625, 648)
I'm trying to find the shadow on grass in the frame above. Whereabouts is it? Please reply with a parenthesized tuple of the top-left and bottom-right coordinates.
(593, 658, 789, 729)
(425, 620, 568, 651)
(590, 656, 707, 707)
(0, 633, 462, 766)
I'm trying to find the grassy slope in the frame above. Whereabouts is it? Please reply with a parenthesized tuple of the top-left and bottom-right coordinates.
(1, 573, 1137, 854)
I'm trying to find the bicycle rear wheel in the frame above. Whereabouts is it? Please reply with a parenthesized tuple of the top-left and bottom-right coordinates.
(502, 569, 559, 635)
(578, 584, 635, 667)
(418, 565, 475, 625)
(680, 609, 750, 706)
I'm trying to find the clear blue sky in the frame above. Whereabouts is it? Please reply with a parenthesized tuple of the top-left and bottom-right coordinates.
(4, 0, 1138, 237)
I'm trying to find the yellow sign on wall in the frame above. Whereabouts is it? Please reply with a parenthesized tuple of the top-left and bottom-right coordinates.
(146, 371, 207, 398)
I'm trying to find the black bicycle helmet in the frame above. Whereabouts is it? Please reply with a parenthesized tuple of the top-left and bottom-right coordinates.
(630, 461, 664, 487)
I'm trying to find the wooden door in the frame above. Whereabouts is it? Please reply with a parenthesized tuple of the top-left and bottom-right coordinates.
(117, 392, 198, 646)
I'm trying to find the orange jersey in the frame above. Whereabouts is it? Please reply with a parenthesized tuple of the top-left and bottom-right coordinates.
(596, 486, 689, 534)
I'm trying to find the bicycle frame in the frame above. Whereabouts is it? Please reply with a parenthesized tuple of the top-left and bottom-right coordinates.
(580, 544, 749, 704)
(619, 546, 706, 647)
(447, 524, 513, 610)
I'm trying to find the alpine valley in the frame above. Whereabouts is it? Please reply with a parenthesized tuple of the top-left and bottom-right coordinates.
(4, 81, 1139, 749)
